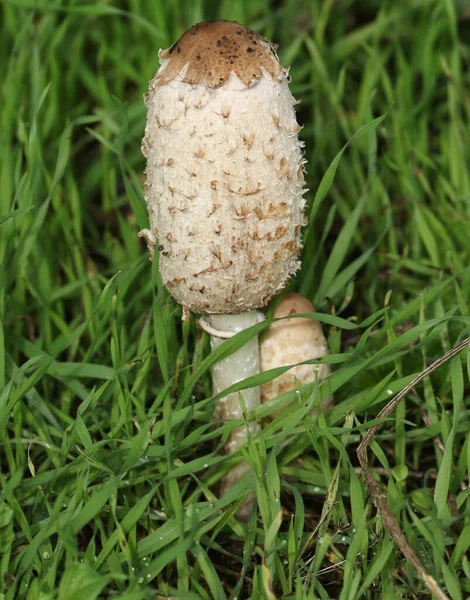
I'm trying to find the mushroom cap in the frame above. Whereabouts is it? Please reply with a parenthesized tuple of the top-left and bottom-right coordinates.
(153, 20, 284, 89)
(142, 21, 306, 314)
(260, 292, 333, 413)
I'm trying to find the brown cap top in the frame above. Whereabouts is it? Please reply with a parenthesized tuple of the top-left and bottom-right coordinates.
(273, 291, 313, 320)
(266, 291, 322, 335)
(154, 20, 284, 88)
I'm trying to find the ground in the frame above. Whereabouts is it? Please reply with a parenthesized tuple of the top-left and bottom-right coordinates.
(1, 1, 470, 599)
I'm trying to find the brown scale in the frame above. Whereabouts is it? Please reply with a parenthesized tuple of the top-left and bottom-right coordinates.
(156, 114, 177, 129)
(296, 166, 305, 186)
(167, 203, 190, 214)
(263, 145, 275, 160)
(248, 225, 288, 242)
(193, 265, 217, 277)
(211, 247, 232, 269)
(159, 243, 171, 258)
(154, 21, 284, 89)
(276, 157, 291, 179)
(220, 106, 231, 119)
(253, 202, 291, 220)
(141, 135, 151, 157)
(262, 292, 275, 305)
(207, 203, 220, 217)
(166, 278, 183, 288)
(167, 185, 196, 202)
(284, 123, 302, 135)
(233, 204, 250, 219)
(242, 131, 254, 149)
(224, 181, 262, 196)
(272, 240, 300, 262)
(238, 240, 260, 264)
(157, 157, 174, 167)
(187, 283, 206, 293)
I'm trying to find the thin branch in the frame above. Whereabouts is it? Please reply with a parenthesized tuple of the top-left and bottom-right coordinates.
(420, 406, 446, 455)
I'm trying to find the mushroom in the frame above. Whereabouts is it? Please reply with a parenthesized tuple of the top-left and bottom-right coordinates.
(260, 292, 333, 415)
(140, 21, 306, 518)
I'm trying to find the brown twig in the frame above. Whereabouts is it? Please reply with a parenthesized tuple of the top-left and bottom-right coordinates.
(357, 337, 469, 600)
(354, 466, 470, 483)
(420, 407, 446, 455)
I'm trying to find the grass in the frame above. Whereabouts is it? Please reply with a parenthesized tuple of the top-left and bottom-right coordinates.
(1, 0, 470, 598)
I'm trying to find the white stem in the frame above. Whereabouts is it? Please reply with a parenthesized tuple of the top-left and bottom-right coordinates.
(204, 311, 263, 520)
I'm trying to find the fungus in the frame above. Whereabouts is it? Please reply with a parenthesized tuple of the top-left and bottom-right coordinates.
(260, 292, 333, 415)
(141, 20, 306, 519)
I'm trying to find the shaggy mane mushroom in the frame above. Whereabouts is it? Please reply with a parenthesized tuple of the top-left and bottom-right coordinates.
(140, 20, 306, 519)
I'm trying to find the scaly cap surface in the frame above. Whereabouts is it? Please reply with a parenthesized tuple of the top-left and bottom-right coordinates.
(142, 22, 305, 314)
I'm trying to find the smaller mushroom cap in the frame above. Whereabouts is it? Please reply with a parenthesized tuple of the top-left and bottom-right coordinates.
(260, 292, 333, 415)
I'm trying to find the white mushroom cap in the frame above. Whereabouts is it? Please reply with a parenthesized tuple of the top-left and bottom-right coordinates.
(260, 292, 333, 414)
(142, 21, 306, 314)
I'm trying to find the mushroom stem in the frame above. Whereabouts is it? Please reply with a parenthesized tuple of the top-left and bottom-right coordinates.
(203, 311, 263, 519)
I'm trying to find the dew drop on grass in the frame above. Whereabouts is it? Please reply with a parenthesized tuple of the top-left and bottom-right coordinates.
(137, 577, 144, 584)
(42, 552, 50, 560)
(387, 389, 393, 395)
